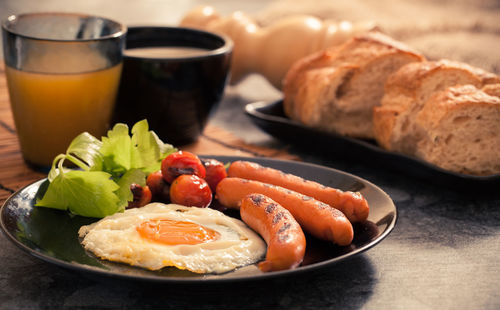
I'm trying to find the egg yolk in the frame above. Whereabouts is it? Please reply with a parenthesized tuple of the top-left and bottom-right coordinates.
(136, 218, 220, 245)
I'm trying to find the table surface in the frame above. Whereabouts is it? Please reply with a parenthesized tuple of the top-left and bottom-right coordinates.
(1, 1, 500, 309)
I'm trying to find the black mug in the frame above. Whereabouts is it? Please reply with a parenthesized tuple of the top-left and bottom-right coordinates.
(113, 26, 233, 145)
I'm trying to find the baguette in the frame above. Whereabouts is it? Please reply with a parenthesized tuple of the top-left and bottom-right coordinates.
(373, 60, 500, 154)
(482, 83, 500, 98)
(413, 85, 500, 175)
(282, 31, 424, 139)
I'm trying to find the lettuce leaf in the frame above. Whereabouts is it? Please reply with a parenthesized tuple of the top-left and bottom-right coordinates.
(36, 119, 176, 218)
(36, 170, 121, 218)
(115, 169, 147, 208)
(67, 132, 104, 171)
(47, 132, 103, 181)
(100, 120, 175, 178)
(100, 123, 133, 177)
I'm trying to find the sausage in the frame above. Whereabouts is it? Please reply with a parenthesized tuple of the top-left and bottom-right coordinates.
(228, 160, 369, 223)
(216, 177, 353, 246)
(240, 193, 306, 272)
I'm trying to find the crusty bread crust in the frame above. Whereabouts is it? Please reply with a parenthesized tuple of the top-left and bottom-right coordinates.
(373, 59, 500, 153)
(281, 32, 500, 175)
(283, 31, 424, 138)
(371, 104, 405, 150)
(414, 85, 500, 175)
(282, 50, 339, 118)
(482, 83, 500, 98)
(292, 65, 359, 126)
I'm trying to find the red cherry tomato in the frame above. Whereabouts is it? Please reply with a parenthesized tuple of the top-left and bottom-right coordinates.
(161, 151, 206, 184)
(146, 170, 170, 202)
(170, 174, 212, 208)
(202, 158, 227, 192)
(127, 184, 152, 209)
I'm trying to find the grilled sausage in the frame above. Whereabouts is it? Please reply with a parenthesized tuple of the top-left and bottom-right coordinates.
(216, 177, 353, 246)
(228, 160, 369, 222)
(240, 193, 306, 272)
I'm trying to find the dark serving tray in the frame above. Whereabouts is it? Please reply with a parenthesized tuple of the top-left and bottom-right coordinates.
(245, 100, 500, 190)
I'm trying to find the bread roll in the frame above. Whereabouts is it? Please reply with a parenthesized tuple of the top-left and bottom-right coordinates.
(414, 85, 500, 175)
(373, 60, 500, 153)
(282, 31, 424, 139)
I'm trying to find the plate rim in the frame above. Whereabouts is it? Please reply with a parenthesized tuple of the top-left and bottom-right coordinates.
(245, 100, 500, 182)
(0, 155, 397, 284)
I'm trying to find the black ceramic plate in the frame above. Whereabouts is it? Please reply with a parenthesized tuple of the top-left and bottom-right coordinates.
(0, 156, 396, 284)
(245, 101, 500, 190)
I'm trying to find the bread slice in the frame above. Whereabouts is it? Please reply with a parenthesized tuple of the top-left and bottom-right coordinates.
(482, 83, 500, 98)
(373, 60, 500, 153)
(282, 31, 424, 139)
(414, 85, 500, 175)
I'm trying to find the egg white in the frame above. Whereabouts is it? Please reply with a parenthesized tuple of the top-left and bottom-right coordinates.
(78, 203, 266, 274)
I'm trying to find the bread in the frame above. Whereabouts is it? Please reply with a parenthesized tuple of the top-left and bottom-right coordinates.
(282, 31, 424, 139)
(482, 83, 500, 98)
(373, 60, 500, 153)
(281, 32, 500, 175)
(413, 85, 500, 175)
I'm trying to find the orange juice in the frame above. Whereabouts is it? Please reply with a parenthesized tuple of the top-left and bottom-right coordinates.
(5, 63, 122, 167)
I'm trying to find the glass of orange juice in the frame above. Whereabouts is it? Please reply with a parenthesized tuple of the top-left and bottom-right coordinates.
(2, 13, 126, 169)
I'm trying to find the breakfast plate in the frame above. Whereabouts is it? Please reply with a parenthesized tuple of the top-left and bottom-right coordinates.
(245, 101, 500, 190)
(0, 156, 396, 284)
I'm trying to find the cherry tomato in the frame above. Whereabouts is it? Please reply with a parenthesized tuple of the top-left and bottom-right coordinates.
(202, 158, 227, 192)
(146, 170, 170, 202)
(170, 174, 212, 208)
(161, 151, 206, 184)
(127, 184, 152, 209)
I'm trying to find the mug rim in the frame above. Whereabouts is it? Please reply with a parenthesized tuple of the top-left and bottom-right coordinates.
(123, 26, 233, 60)
(2, 12, 127, 42)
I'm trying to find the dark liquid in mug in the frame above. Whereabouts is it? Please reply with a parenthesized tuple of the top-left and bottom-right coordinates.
(113, 46, 231, 146)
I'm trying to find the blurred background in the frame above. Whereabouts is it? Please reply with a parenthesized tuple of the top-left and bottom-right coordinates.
(0, 0, 266, 52)
(2, 0, 499, 74)
(2, 0, 499, 144)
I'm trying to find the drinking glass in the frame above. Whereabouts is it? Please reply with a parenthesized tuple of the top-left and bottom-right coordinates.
(2, 12, 126, 169)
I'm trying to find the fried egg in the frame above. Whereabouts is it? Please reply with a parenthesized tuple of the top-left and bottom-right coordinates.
(78, 203, 266, 274)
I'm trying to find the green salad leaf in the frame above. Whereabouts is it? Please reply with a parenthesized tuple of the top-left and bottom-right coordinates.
(100, 120, 175, 178)
(100, 123, 134, 177)
(37, 170, 121, 218)
(115, 168, 147, 209)
(48, 132, 103, 181)
(67, 132, 104, 171)
(36, 119, 176, 218)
